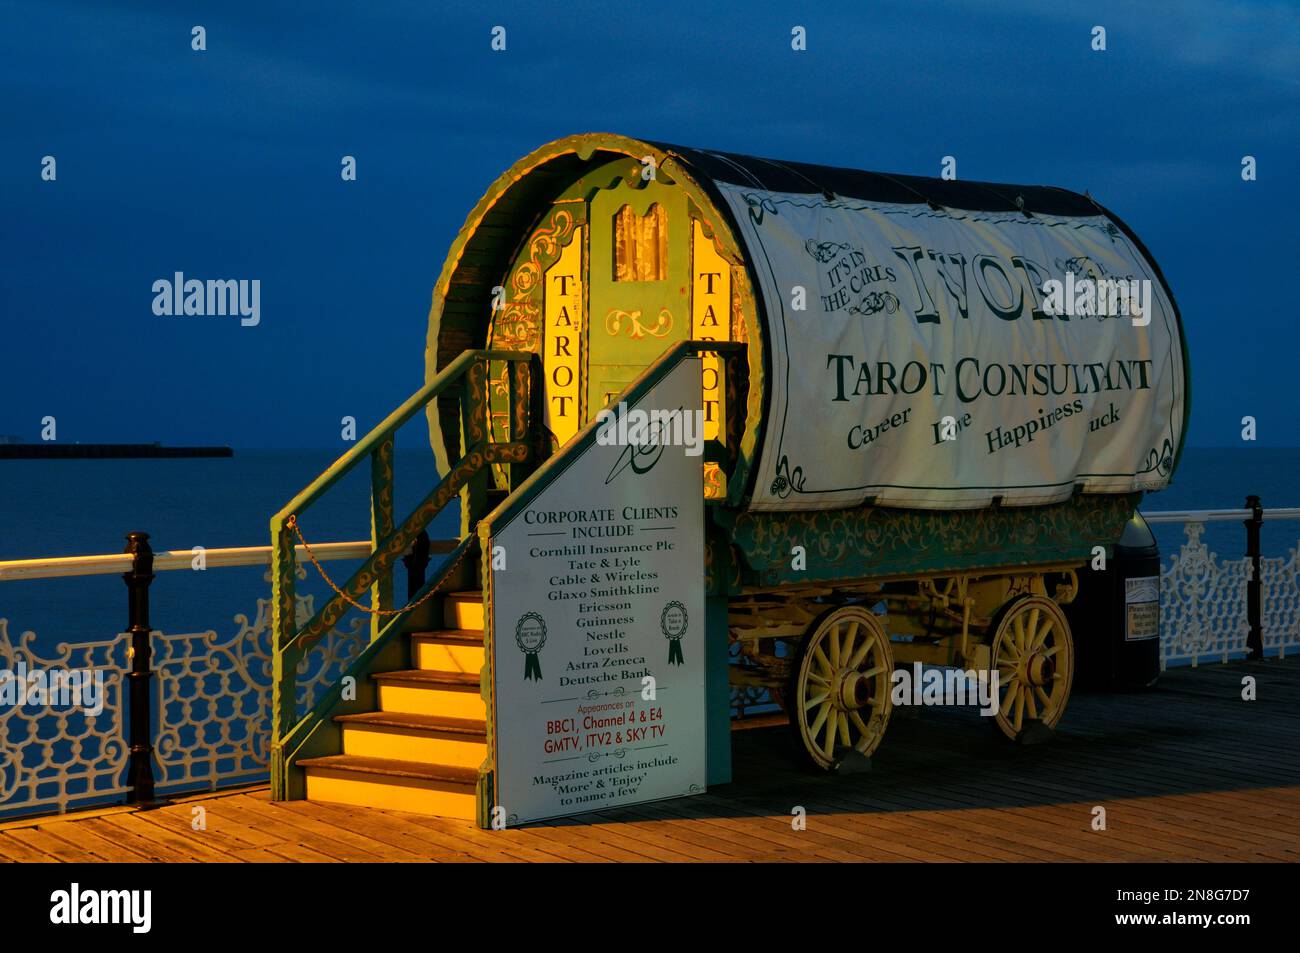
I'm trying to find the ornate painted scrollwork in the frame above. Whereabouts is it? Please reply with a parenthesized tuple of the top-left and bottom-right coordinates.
(491, 208, 578, 353)
(604, 307, 673, 339)
(769, 454, 807, 499)
(846, 291, 900, 316)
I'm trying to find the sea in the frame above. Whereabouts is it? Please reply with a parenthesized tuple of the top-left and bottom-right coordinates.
(0, 447, 1297, 656)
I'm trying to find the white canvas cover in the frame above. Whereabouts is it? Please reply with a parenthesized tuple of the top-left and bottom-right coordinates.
(716, 184, 1186, 511)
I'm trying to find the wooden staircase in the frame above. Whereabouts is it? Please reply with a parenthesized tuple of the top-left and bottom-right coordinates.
(298, 591, 487, 819)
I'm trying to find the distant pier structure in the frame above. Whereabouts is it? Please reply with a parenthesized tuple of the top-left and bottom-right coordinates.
(0, 437, 232, 459)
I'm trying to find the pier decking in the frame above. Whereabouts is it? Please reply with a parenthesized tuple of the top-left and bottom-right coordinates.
(2, 658, 1296, 863)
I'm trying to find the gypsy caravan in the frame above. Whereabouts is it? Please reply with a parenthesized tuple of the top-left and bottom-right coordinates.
(269, 133, 1188, 826)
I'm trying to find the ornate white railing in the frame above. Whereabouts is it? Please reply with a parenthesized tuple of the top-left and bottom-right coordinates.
(0, 621, 131, 817)
(0, 542, 378, 819)
(0, 580, 365, 817)
(152, 567, 367, 792)
(1144, 507, 1300, 667)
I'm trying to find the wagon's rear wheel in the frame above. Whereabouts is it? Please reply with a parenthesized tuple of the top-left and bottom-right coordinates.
(989, 595, 1074, 741)
(790, 606, 893, 770)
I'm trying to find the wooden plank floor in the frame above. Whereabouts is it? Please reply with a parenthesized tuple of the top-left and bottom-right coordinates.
(2, 657, 1297, 862)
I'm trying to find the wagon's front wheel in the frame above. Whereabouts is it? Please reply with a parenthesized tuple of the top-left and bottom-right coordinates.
(989, 595, 1074, 741)
(791, 606, 894, 770)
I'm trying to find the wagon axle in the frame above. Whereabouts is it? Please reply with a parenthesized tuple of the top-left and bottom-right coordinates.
(836, 670, 874, 711)
(1025, 651, 1056, 687)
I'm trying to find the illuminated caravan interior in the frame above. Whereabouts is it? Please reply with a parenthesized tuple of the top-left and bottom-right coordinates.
(425, 134, 761, 504)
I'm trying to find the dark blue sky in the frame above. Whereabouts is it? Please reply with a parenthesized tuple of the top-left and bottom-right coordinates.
(3, 0, 1297, 448)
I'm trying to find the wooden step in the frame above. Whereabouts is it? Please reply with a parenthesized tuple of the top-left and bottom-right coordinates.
(300, 754, 477, 819)
(443, 591, 484, 631)
(336, 711, 487, 768)
(372, 669, 485, 719)
(410, 629, 484, 673)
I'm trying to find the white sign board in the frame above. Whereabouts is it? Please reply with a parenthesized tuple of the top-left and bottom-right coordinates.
(716, 185, 1186, 511)
(489, 359, 706, 825)
(1125, 575, 1160, 641)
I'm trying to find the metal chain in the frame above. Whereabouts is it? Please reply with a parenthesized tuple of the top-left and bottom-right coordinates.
(285, 514, 445, 617)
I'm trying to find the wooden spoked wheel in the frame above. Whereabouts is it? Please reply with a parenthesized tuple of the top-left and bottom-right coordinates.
(989, 595, 1074, 741)
(791, 606, 893, 770)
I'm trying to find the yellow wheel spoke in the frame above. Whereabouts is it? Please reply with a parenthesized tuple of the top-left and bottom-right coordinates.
(1013, 614, 1026, 652)
(1000, 682, 1021, 717)
(1026, 607, 1040, 649)
(842, 621, 859, 662)
(1025, 686, 1038, 720)
(803, 691, 829, 712)
(813, 645, 832, 677)
(849, 711, 872, 741)
(847, 636, 873, 670)
(859, 664, 885, 679)
(822, 712, 838, 759)
(808, 704, 829, 739)
(1035, 685, 1052, 709)
(807, 672, 830, 688)
(1032, 619, 1055, 652)
(837, 711, 852, 747)
(828, 629, 841, 668)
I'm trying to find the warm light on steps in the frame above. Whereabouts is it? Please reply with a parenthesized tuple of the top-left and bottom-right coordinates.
(375, 670, 486, 719)
(300, 755, 478, 820)
(301, 589, 488, 819)
(339, 712, 487, 768)
(411, 630, 485, 672)
(444, 590, 485, 630)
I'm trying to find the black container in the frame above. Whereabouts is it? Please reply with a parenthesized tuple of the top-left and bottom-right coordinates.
(1066, 510, 1162, 691)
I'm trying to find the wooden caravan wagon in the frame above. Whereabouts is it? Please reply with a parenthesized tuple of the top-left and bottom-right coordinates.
(270, 134, 1189, 825)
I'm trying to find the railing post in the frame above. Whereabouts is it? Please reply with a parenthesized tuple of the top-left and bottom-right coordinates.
(1245, 495, 1263, 660)
(507, 356, 532, 492)
(123, 531, 156, 806)
(403, 529, 431, 600)
(370, 436, 395, 641)
(528, 353, 547, 475)
(269, 516, 298, 800)
(460, 356, 490, 541)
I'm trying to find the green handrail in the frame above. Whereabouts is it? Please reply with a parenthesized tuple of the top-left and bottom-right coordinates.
(271, 348, 531, 527)
(269, 348, 535, 799)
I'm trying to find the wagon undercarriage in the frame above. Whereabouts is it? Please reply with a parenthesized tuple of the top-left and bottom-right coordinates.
(729, 564, 1082, 769)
